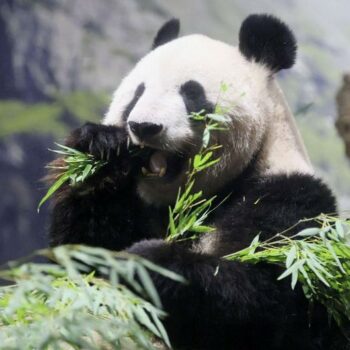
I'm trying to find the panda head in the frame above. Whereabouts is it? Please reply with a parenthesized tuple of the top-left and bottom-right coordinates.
(104, 14, 312, 205)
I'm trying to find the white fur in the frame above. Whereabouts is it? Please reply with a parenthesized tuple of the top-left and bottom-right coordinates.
(104, 34, 313, 205)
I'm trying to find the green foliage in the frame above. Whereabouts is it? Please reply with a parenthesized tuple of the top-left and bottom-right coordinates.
(167, 179, 216, 241)
(0, 92, 108, 139)
(0, 100, 66, 138)
(166, 108, 230, 242)
(37, 144, 108, 211)
(225, 215, 350, 333)
(53, 91, 109, 123)
(0, 245, 185, 349)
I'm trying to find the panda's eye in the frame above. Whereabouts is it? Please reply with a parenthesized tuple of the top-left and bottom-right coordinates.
(180, 80, 205, 100)
(180, 80, 214, 114)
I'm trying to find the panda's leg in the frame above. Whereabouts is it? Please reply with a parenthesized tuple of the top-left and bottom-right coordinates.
(48, 123, 153, 250)
(128, 239, 328, 350)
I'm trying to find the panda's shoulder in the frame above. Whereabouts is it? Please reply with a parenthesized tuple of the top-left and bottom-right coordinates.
(251, 173, 335, 207)
(217, 172, 336, 225)
(240, 172, 337, 220)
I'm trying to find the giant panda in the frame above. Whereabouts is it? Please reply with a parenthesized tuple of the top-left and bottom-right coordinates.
(48, 14, 346, 350)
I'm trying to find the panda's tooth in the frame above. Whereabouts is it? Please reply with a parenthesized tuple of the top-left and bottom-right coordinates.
(141, 167, 148, 175)
(159, 167, 166, 177)
(140, 142, 145, 149)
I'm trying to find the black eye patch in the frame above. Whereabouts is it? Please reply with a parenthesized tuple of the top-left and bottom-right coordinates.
(122, 83, 145, 121)
(180, 80, 214, 114)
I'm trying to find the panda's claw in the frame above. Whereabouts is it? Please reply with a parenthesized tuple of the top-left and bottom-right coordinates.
(127, 136, 130, 150)
(159, 167, 166, 177)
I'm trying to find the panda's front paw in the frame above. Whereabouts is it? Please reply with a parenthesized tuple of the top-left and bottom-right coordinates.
(65, 122, 129, 161)
(60, 122, 138, 191)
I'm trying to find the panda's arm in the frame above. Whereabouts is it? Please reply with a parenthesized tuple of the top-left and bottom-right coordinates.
(127, 239, 318, 349)
(127, 174, 338, 349)
(205, 173, 338, 256)
(48, 123, 153, 250)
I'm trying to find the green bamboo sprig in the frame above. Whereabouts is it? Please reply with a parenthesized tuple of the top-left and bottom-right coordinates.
(225, 214, 350, 331)
(37, 143, 107, 211)
(166, 107, 230, 242)
(0, 245, 185, 349)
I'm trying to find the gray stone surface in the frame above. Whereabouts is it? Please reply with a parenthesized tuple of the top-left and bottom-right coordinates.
(0, 0, 166, 101)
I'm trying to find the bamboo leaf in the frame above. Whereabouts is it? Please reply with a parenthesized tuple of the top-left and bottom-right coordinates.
(190, 225, 215, 233)
(324, 240, 346, 274)
(286, 245, 297, 269)
(335, 220, 345, 239)
(81, 164, 93, 182)
(305, 260, 330, 287)
(202, 128, 210, 148)
(198, 151, 213, 166)
(148, 308, 171, 348)
(250, 234, 260, 247)
(299, 264, 314, 290)
(136, 265, 161, 308)
(206, 113, 230, 123)
(196, 158, 220, 171)
(168, 207, 176, 237)
(278, 259, 305, 281)
(291, 270, 299, 290)
(296, 227, 320, 237)
(37, 173, 71, 212)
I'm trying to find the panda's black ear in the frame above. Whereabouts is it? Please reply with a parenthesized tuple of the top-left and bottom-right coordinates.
(152, 18, 180, 50)
(239, 14, 297, 72)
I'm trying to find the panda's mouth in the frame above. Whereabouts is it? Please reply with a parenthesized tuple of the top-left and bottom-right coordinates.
(139, 148, 187, 181)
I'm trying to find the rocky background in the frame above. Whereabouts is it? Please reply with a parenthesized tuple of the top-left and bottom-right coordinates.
(1, 0, 350, 263)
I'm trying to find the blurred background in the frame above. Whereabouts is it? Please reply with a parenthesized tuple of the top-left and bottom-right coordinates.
(0, 0, 350, 263)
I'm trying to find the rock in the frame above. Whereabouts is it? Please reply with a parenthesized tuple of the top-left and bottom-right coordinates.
(0, 0, 165, 102)
(0, 133, 52, 263)
(336, 73, 350, 158)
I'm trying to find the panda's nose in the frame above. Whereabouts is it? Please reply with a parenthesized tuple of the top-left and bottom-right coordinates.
(128, 121, 163, 140)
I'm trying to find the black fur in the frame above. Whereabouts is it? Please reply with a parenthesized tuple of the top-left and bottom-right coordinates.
(48, 123, 347, 349)
(128, 240, 340, 350)
(152, 18, 180, 50)
(122, 83, 145, 121)
(49, 122, 165, 248)
(180, 80, 214, 114)
(65, 122, 128, 160)
(128, 174, 341, 350)
(239, 14, 297, 72)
